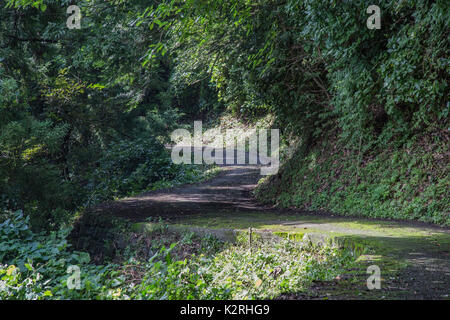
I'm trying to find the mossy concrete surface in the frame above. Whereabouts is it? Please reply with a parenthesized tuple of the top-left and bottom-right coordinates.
(168, 211, 449, 245)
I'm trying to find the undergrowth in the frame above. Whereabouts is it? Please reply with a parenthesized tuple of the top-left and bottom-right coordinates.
(0, 211, 357, 300)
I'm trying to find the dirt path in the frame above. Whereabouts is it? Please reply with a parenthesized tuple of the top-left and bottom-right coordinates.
(92, 164, 265, 220)
(92, 164, 449, 299)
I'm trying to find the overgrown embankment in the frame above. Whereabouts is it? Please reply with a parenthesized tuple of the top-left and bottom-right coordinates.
(256, 132, 449, 226)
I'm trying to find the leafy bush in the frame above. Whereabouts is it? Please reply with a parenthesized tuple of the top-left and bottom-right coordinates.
(0, 211, 116, 299)
(85, 137, 174, 203)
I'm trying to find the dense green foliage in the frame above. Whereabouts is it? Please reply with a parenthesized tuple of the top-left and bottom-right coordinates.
(0, 211, 115, 299)
(0, 0, 222, 229)
(137, 0, 448, 143)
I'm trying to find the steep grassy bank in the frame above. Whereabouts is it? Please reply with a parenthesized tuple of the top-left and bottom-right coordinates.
(255, 131, 449, 226)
